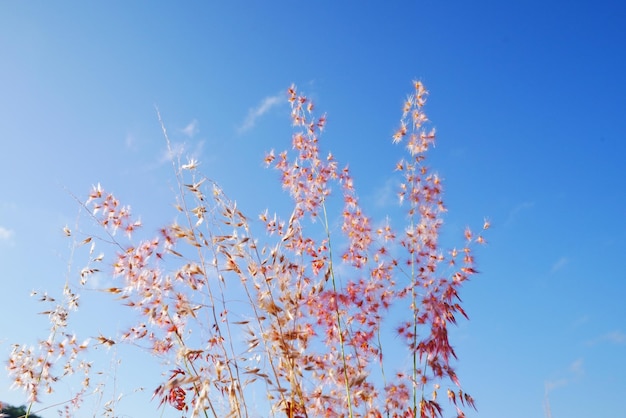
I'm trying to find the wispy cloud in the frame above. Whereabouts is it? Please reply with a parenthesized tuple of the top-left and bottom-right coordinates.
(586, 330, 626, 346)
(545, 357, 584, 393)
(372, 178, 398, 208)
(545, 377, 569, 392)
(159, 141, 186, 164)
(571, 314, 589, 328)
(505, 200, 534, 226)
(605, 330, 626, 344)
(182, 119, 199, 138)
(569, 358, 584, 375)
(125, 133, 137, 149)
(551, 256, 569, 273)
(0, 226, 14, 241)
(158, 140, 205, 166)
(237, 93, 285, 133)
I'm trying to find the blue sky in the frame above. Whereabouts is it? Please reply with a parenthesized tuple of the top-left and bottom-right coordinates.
(1, 1, 625, 417)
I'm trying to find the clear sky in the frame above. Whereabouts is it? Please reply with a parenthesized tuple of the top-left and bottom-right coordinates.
(1, 1, 625, 417)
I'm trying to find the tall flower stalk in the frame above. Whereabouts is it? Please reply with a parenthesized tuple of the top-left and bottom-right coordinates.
(7, 82, 486, 418)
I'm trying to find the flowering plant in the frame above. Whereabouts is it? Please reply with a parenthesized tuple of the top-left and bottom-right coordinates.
(7, 82, 486, 418)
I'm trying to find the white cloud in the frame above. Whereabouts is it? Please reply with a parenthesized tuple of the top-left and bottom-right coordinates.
(158, 139, 205, 167)
(605, 330, 626, 344)
(159, 141, 186, 164)
(505, 201, 534, 226)
(372, 178, 397, 208)
(125, 133, 136, 149)
(545, 377, 568, 392)
(545, 358, 584, 393)
(0, 226, 14, 241)
(587, 330, 626, 346)
(572, 314, 589, 328)
(182, 119, 199, 138)
(569, 358, 584, 376)
(551, 256, 569, 273)
(237, 93, 284, 133)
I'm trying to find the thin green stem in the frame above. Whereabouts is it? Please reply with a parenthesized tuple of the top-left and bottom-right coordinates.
(321, 201, 354, 418)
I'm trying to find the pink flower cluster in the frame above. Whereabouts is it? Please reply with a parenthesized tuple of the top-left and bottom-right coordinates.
(7, 82, 486, 418)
